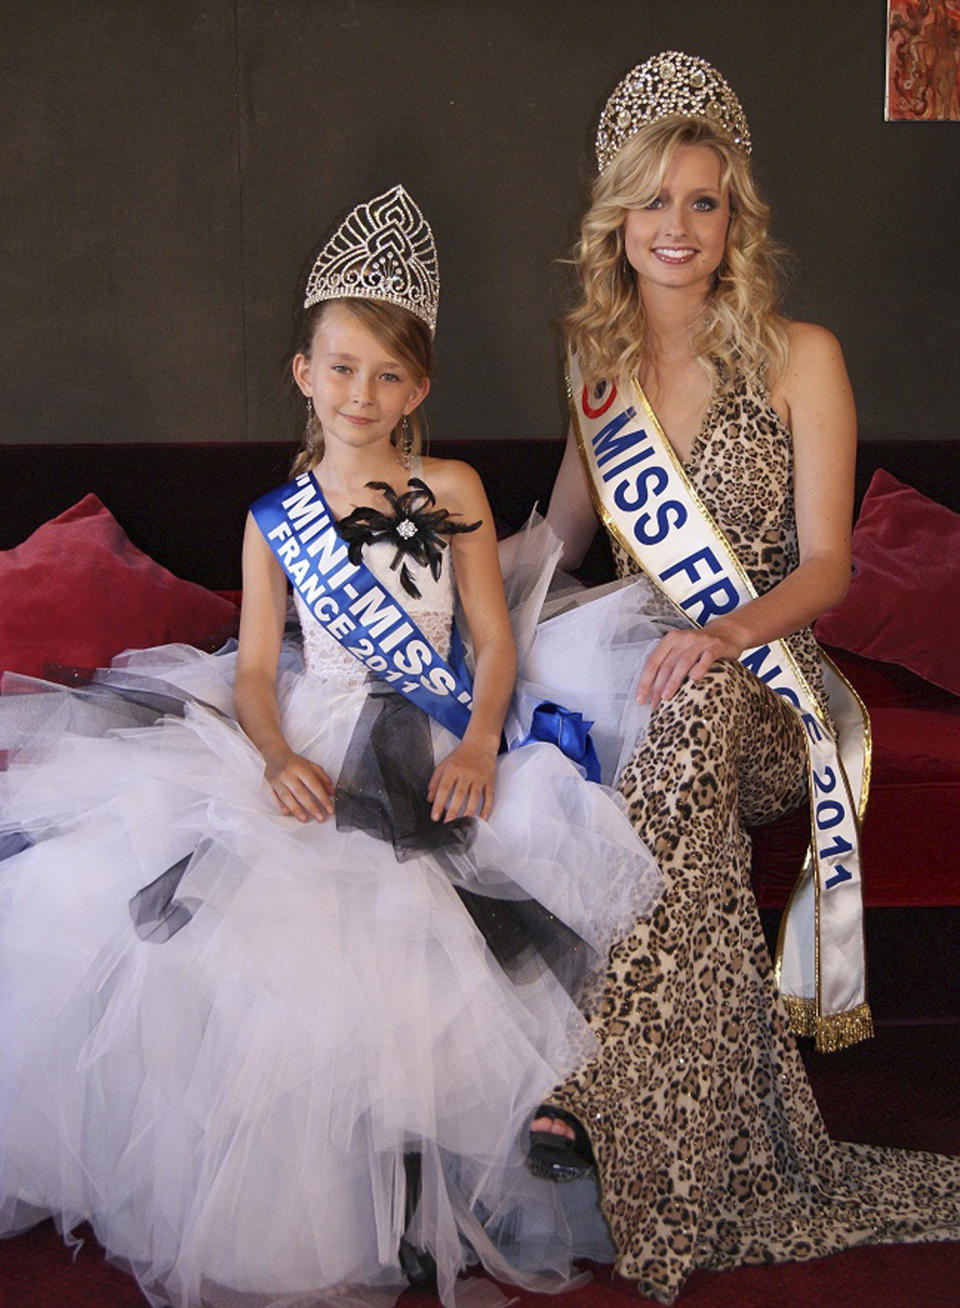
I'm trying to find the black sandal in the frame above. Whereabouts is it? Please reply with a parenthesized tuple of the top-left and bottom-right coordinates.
(398, 1150, 439, 1293)
(398, 1234, 439, 1294)
(525, 1104, 595, 1182)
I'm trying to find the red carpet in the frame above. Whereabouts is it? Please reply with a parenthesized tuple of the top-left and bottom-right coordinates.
(3, 1024, 958, 1308)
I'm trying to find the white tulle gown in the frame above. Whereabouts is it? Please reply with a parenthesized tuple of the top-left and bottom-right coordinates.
(0, 507, 664, 1308)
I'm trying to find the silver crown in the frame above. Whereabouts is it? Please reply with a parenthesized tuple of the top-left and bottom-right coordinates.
(596, 51, 751, 171)
(303, 184, 439, 335)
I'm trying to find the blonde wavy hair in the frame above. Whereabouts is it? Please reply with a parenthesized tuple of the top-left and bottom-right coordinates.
(565, 116, 789, 392)
(289, 298, 432, 477)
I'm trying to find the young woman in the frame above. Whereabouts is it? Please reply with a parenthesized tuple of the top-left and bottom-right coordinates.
(0, 186, 663, 1306)
(529, 51, 960, 1304)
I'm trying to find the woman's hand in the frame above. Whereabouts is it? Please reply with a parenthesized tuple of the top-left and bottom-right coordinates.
(637, 624, 744, 708)
(428, 740, 498, 822)
(263, 747, 336, 822)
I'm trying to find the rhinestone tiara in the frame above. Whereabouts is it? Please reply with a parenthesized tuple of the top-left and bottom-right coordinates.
(303, 184, 439, 336)
(595, 51, 751, 171)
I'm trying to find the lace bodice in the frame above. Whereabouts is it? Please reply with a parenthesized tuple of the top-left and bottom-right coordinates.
(294, 541, 455, 688)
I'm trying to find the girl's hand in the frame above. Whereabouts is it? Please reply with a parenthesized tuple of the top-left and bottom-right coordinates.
(428, 740, 498, 822)
(637, 626, 744, 709)
(263, 748, 336, 822)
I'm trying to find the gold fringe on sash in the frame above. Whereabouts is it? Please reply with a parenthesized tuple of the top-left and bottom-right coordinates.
(781, 995, 874, 1052)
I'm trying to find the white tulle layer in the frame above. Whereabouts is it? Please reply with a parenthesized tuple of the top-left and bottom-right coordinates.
(0, 544, 667, 1308)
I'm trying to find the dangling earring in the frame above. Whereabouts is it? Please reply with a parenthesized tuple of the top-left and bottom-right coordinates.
(305, 397, 321, 452)
(398, 415, 414, 471)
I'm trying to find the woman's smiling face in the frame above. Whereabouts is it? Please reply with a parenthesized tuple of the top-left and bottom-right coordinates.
(622, 144, 730, 297)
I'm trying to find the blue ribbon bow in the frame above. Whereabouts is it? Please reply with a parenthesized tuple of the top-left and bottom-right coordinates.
(522, 702, 602, 783)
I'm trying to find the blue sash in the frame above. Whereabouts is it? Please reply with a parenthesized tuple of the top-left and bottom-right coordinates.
(252, 474, 475, 738)
(251, 473, 601, 781)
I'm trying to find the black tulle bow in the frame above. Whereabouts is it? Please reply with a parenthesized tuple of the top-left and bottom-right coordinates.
(336, 478, 481, 598)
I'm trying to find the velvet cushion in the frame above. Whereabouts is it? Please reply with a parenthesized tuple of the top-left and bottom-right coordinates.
(821, 646, 955, 710)
(0, 494, 239, 681)
(750, 644, 960, 910)
(814, 469, 960, 696)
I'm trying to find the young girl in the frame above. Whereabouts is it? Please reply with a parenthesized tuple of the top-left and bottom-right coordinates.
(0, 186, 663, 1307)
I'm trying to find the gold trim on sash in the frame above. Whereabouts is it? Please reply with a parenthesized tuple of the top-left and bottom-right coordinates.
(568, 356, 873, 1050)
(571, 370, 831, 727)
(822, 648, 873, 822)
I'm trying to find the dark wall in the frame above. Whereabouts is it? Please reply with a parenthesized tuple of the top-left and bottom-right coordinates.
(2, 1, 957, 447)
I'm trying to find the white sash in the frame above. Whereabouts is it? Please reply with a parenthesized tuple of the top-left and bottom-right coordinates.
(569, 356, 873, 1051)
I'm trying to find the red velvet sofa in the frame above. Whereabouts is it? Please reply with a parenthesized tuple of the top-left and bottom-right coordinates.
(2, 439, 957, 1020)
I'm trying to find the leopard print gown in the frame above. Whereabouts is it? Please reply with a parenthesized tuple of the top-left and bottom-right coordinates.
(547, 375, 960, 1303)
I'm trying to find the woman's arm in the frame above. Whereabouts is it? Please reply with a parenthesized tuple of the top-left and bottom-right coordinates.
(234, 513, 335, 821)
(424, 460, 518, 821)
(545, 421, 600, 570)
(637, 323, 857, 706)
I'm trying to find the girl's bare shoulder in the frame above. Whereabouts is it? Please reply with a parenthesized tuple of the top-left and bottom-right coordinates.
(418, 455, 488, 515)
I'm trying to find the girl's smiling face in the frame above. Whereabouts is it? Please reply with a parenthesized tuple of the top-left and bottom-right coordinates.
(622, 144, 730, 297)
(292, 302, 429, 454)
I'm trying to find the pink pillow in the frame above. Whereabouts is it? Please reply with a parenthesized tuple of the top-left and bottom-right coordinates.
(815, 470, 960, 696)
(0, 494, 239, 681)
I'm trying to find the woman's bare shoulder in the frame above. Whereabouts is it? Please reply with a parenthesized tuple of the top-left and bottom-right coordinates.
(772, 320, 851, 420)
(783, 319, 846, 369)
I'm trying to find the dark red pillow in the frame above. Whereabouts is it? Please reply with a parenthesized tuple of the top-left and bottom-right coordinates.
(0, 494, 239, 681)
(814, 469, 960, 696)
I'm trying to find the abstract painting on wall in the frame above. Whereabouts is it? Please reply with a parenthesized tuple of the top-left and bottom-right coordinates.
(886, 0, 960, 120)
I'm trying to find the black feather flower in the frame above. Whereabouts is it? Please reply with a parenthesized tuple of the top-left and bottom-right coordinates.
(335, 478, 481, 599)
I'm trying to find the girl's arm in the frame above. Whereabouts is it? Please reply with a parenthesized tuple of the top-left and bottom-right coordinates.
(636, 322, 857, 706)
(425, 461, 517, 821)
(545, 421, 601, 570)
(234, 513, 335, 821)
